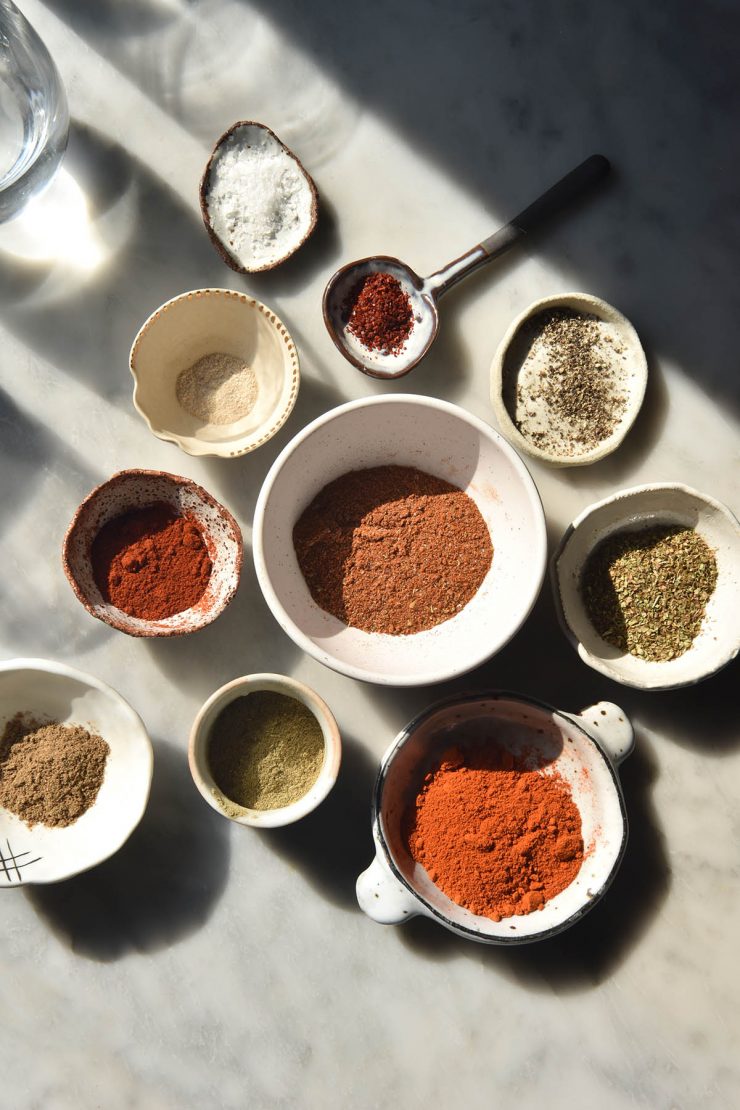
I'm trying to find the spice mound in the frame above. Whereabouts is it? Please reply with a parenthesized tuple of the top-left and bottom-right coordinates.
(176, 352, 258, 425)
(581, 524, 718, 661)
(91, 502, 212, 621)
(293, 465, 493, 635)
(207, 691, 324, 812)
(503, 308, 630, 457)
(343, 272, 414, 355)
(404, 742, 584, 922)
(0, 714, 109, 828)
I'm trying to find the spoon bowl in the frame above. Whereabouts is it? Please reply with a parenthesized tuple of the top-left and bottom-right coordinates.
(323, 155, 610, 380)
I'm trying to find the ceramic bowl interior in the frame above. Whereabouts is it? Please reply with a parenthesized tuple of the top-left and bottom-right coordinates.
(253, 395, 547, 686)
(130, 288, 300, 458)
(490, 292, 647, 466)
(188, 673, 341, 828)
(63, 469, 243, 637)
(0, 659, 153, 887)
(552, 483, 740, 690)
(373, 694, 628, 943)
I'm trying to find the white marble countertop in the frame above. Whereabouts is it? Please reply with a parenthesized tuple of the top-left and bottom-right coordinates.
(1, 2, 738, 1107)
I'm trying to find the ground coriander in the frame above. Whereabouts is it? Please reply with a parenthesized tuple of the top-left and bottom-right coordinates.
(580, 525, 718, 661)
(207, 691, 324, 811)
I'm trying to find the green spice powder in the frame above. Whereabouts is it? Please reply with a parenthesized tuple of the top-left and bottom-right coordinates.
(207, 691, 325, 811)
(580, 525, 718, 661)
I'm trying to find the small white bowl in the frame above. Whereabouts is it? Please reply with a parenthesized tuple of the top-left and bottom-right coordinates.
(551, 484, 740, 690)
(356, 691, 634, 944)
(188, 673, 341, 828)
(491, 292, 647, 466)
(63, 468, 243, 638)
(0, 659, 153, 887)
(253, 395, 547, 687)
(130, 288, 300, 458)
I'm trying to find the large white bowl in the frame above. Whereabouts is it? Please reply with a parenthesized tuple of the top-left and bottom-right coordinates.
(253, 395, 547, 686)
(0, 659, 153, 887)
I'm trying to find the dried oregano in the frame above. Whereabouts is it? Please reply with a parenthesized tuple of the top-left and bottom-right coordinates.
(580, 525, 718, 661)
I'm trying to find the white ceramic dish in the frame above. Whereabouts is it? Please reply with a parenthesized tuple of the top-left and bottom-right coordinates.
(63, 468, 243, 638)
(189, 673, 341, 828)
(0, 659, 153, 887)
(253, 395, 547, 686)
(551, 484, 740, 690)
(490, 292, 648, 466)
(356, 691, 633, 944)
(130, 288, 300, 458)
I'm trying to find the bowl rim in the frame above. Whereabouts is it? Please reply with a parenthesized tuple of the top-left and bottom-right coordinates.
(490, 291, 648, 467)
(129, 287, 301, 459)
(0, 656, 154, 887)
(188, 672, 342, 827)
(252, 393, 548, 686)
(550, 481, 740, 690)
(370, 689, 629, 944)
(62, 467, 244, 638)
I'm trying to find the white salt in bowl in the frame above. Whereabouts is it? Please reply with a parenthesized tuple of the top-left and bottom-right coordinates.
(491, 292, 648, 466)
(356, 691, 634, 944)
(188, 673, 341, 828)
(551, 484, 740, 690)
(0, 659, 153, 887)
(130, 288, 300, 458)
(63, 469, 243, 638)
(253, 395, 547, 686)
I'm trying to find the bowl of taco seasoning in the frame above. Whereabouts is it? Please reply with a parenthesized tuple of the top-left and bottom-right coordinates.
(356, 691, 634, 944)
(63, 469, 243, 637)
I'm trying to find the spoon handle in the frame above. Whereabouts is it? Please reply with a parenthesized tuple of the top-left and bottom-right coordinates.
(426, 154, 610, 299)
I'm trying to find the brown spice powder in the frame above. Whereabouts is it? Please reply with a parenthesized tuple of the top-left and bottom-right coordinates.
(0, 714, 109, 828)
(292, 465, 493, 635)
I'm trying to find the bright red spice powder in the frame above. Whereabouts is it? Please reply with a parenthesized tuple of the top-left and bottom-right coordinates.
(405, 743, 584, 922)
(91, 502, 212, 620)
(344, 271, 414, 353)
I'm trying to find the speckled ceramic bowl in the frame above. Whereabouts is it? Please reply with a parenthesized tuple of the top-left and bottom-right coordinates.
(63, 469, 243, 637)
(491, 292, 647, 466)
(0, 659, 153, 887)
(253, 395, 547, 686)
(356, 691, 634, 944)
(551, 483, 740, 689)
(130, 288, 300, 458)
(188, 673, 341, 828)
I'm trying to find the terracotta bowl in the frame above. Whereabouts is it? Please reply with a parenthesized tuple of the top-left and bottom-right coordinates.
(62, 469, 243, 637)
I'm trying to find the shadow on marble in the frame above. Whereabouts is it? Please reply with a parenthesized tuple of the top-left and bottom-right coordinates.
(27, 739, 230, 961)
(258, 733, 377, 912)
(395, 730, 669, 991)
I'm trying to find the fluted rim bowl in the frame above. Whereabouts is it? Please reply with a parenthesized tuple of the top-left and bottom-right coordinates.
(356, 691, 634, 944)
(253, 395, 547, 686)
(62, 469, 243, 638)
(130, 288, 300, 458)
(551, 483, 740, 690)
(490, 292, 648, 467)
(188, 673, 342, 828)
(0, 659, 153, 887)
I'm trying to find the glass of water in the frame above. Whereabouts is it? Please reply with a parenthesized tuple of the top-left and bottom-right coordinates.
(0, 0, 69, 222)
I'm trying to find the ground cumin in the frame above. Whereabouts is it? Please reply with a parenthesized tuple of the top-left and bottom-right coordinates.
(405, 742, 584, 921)
(292, 465, 493, 635)
(0, 714, 109, 828)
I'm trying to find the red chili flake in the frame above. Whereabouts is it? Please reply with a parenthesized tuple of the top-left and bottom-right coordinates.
(343, 271, 414, 354)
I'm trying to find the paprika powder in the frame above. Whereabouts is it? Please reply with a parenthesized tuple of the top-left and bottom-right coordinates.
(405, 742, 584, 921)
(91, 502, 212, 621)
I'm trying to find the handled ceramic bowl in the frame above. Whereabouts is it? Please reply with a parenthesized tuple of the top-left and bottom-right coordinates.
(356, 691, 634, 944)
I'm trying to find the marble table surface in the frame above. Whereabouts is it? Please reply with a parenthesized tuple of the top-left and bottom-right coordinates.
(1, 2, 738, 1107)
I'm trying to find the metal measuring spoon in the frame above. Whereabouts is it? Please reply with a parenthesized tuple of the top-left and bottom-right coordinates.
(322, 154, 610, 380)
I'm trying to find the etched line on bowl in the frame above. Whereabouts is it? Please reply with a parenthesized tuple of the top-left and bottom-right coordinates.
(0, 839, 42, 882)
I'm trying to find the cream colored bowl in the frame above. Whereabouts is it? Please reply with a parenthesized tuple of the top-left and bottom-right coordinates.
(130, 288, 300, 458)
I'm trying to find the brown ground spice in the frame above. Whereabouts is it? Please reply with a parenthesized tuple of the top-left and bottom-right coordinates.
(0, 714, 109, 828)
(292, 465, 493, 635)
(343, 272, 414, 354)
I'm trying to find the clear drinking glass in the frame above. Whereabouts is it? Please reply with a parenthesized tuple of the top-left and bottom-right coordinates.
(0, 0, 69, 222)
